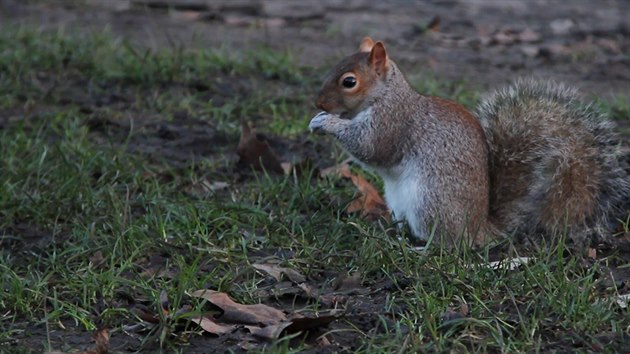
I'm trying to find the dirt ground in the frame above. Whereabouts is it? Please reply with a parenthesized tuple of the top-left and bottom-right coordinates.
(2, 0, 630, 97)
(2, 0, 630, 353)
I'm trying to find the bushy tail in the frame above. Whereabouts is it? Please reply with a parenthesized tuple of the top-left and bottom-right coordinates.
(476, 79, 630, 246)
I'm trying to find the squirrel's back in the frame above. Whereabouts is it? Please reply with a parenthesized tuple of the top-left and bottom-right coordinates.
(477, 80, 630, 245)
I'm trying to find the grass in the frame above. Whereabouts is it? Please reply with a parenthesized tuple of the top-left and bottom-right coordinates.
(0, 27, 628, 353)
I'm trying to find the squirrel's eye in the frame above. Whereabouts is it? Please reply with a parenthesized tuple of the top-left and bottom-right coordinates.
(342, 76, 357, 89)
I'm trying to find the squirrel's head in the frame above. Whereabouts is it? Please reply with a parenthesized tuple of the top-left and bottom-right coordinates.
(315, 37, 390, 118)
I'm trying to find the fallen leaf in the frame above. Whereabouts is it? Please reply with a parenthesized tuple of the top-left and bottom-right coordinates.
(285, 309, 344, 332)
(520, 45, 540, 57)
(236, 122, 284, 174)
(332, 272, 362, 292)
(440, 304, 470, 324)
(191, 316, 236, 335)
(550, 18, 574, 35)
(245, 309, 344, 340)
(318, 159, 353, 178)
(340, 166, 389, 220)
(245, 322, 292, 340)
(253, 263, 306, 283)
(82, 327, 110, 354)
(297, 282, 319, 299)
(280, 158, 315, 176)
(191, 289, 287, 325)
(319, 162, 389, 220)
(492, 29, 516, 45)
(44, 327, 110, 354)
(237, 339, 260, 351)
(317, 335, 332, 347)
(186, 180, 230, 198)
(426, 15, 441, 32)
(89, 251, 105, 268)
(280, 162, 293, 175)
(518, 28, 541, 43)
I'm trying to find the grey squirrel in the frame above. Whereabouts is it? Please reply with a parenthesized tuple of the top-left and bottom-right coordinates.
(309, 37, 630, 248)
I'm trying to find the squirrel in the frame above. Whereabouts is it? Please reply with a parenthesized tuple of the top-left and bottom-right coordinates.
(309, 37, 630, 248)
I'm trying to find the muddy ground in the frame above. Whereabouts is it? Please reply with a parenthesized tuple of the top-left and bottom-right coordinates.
(1, 0, 629, 353)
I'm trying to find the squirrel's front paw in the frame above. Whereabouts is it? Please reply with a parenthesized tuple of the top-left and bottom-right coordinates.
(309, 111, 335, 134)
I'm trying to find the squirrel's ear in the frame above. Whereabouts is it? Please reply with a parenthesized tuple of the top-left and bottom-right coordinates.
(359, 37, 374, 52)
(369, 42, 388, 76)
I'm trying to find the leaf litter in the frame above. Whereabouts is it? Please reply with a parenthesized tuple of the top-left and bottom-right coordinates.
(253, 262, 306, 283)
(124, 263, 367, 344)
(189, 289, 344, 340)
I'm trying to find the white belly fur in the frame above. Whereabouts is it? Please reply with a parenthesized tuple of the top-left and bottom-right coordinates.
(379, 162, 427, 240)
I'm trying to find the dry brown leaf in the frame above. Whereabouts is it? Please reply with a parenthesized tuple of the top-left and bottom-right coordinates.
(246, 309, 344, 340)
(89, 251, 105, 268)
(253, 263, 306, 283)
(492, 29, 516, 45)
(333, 272, 362, 291)
(191, 316, 236, 335)
(340, 166, 389, 220)
(426, 15, 441, 32)
(237, 339, 261, 351)
(280, 162, 293, 175)
(245, 322, 292, 340)
(317, 335, 332, 347)
(236, 122, 284, 174)
(191, 289, 287, 325)
(281, 158, 315, 176)
(297, 282, 319, 299)
(518, 28, 541, 43)
(44, 327, 110, 354)
(319, 162, 389, 220)
(82, 327, 110, 354)
(440, 304, 470, 323)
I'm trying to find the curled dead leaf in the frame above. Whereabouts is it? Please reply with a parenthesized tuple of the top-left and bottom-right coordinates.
(246, 309, 344, 340)
(83, 327, 110, 354)
(191, 316, 236, 335)
(426, 15, 441, 32)
(191, 289, 287, 325)
(237, 122, 284, 174)
(320, 162, 389, 220)
(253, 263, 306, 283)
(245, 322, 292, 340)
(338, 165, 389, 221)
